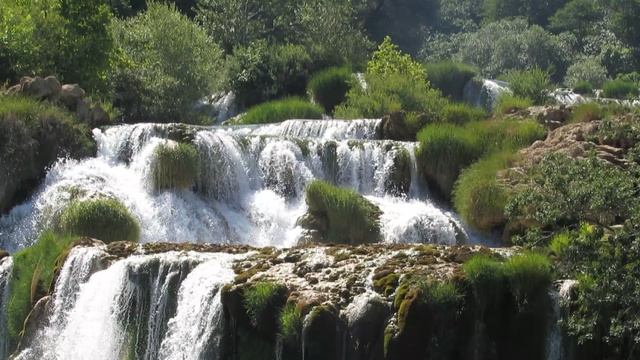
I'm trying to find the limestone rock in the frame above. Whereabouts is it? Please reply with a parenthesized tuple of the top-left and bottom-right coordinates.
(60, 84, 86, 110)
(20, 76, 61, 101)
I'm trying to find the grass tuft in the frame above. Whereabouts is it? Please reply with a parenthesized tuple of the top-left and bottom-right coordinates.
(152, 142, 200, 190)
(237, 98, 323, 125)
(58, 198, 140, 243)
(308, 67, 352, 114)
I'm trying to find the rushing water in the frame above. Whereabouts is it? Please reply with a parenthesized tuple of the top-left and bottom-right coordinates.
(0, 119, 464, 252)
(0, 256, 12, 359)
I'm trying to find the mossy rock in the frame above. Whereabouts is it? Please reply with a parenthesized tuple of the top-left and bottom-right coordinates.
(151, 141, 200, 190)
(379, 111, 430, 141)
(58, 198, 140, 243)
(303, 305, 343, 360)
(385, 147, 411, 196)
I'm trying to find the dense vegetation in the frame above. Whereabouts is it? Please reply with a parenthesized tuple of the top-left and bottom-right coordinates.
(58, 198, 141, 242)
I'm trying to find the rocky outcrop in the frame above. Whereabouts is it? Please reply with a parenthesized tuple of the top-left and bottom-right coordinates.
(378, 111, 430, 141)
(517, 105, 573, 129)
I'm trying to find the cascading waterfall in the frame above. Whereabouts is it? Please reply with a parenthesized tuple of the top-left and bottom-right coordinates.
(0, 119, 464, 251)
(0, 256, 13, 359)
(463, 78, 511, 111)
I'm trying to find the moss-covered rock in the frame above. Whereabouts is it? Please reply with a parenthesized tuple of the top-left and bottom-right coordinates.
(379, 111, 431, 141)
(58, 198, 140, 243)
(151, 141, 200, 190)
(385, 147, 411, 196)
(302, 305, 343, 360)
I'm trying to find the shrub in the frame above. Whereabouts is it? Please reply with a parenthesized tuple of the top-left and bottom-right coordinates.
(570, 102, 605, 123)
(226, 42, 313, 108)
(7, 231, 76, 347)
(151, 142, 200, 190)
(425, 61, 477, 101)
(308, 67, 353, 114)
(502, 68, 551, 105)
(549, 232, 571, 256)
(243, 282, 284, 327)
(440, 103, 487, 125)
(454, 151, 514, 231)
(572, 81, 594, 95)
(58, 198, 140, 243)
(602, 79, 639, 99)
(110, 2, 224, 122)
(367, 36, 426, 84)
(304, 180, 382, 244)
(504, 252, 552, 307)
(564, 57, 608, 89)
(237, 98, 323, 125)
(279, 303, 303, 344)
(495, 94, 533, 115)
(463, 254, 505, 307)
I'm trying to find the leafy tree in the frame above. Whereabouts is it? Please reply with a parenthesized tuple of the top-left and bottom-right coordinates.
(483, 0, 568, 26)
(110, 2, 223, 122)
(607, 0, 640, 50)
(367, 36, 427, 84)
(502, 68, 552, 105)
(549, 0, 603, 41)
(564, 56, 608, 88)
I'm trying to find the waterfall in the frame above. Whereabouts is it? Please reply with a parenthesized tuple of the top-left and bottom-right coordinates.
(1, 119, 464, 251)
(546, 280, 577, 360)
(0, 256, 13, 359)
(463, 78, 511, 111)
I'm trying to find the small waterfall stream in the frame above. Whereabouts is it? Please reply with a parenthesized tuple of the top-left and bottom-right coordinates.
(0, 256, 13, 359)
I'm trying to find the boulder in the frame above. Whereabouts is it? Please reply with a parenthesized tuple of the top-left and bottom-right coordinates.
(60, 84, 86, 109)
(20, 76, 61, 101)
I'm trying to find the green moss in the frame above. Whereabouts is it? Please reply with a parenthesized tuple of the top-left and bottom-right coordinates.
(243, 282, 285, 327)
(373, 272, 400, 297)
(237, 98, 323, 125)
(152, 142, 199, 190)
(308, 66, 352, 114)
(58, 198, 140, 243)
(7, 231, 76, 348)
(504, 252, 552, 307)
(440, 103, 487, 125)
(304, 180, 381, 245)
(278, 303, 302, 345)
(495, 94, 533, 115)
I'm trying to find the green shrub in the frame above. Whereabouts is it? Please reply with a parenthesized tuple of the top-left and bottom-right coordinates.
(152, 142, 200, 190)
(308, 67, 353, 114)
(110, 2, 224, 122)
(366, 36, 426, 84)
(495, 94, 533, 115)
(602, 79, 639, 99)
(7, 231, 76, 347)
(243, 282, 283, 326)
(549, 232, 571, 256)
(440, 103, 487, 125)
(279, 303, 303, 344)
(425, 61, 477, 101)
(420, 281, 462, 310)
(454, 151, 514, 231)
(572, 81, 594, 95)
(570, 102, 606, 123)
(58, 198, 140, 243)
(564, 57, 608, 89)
(304, 180, 381, 244)
(463, 254, 506, 308)
(504, 252, 552, 307)
(237, 98, 323, 125)
(502, 68, 552, 105)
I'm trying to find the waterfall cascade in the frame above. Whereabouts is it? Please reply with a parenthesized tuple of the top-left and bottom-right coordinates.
(0, 119, 464, 252)
(0, 256, 12, 359)
(462, 78, 511, 111)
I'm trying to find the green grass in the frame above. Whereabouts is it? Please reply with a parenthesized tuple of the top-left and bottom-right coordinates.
(425, 61, 477, 101)
(504, 252, 552, 306)
(278, 303, 303, 344)
(308, 66, 352, 114)
(549, 232, 571, 256)
(602, 79, 639, 99)
(237, 98, 323, 125)
(420, 280, 462, 310)
(572, 81, 593, 95)
(453, 151, 514, 231)
(152, 142, 200, 190)
(463, 254, 506, 308)
(58, 198, 140, 243)
(495, 94, 533, 115)
(7, 231, 77, 348)
(243, 282, 284, 326)
(502, 68, 551, 105)
(305, 180, 382, 244)
(440, 103, 487, 125)
(569, 102, 606, 123)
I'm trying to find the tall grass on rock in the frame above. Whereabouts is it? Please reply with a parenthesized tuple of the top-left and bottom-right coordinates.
(58, 198, 140, 243)
(425, 61, 477, 101)
(151, 142, 200, 190)
(504, 252, 552, 307)
(303, 180, 382, 245)
(495, 94, 533, 115)
(602, 79, 639, 99)
(237, 98, 323, 125)
(502, 68, 551, 105)
(308, 67, 353, 114)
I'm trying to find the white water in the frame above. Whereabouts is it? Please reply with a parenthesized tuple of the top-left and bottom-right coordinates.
(463, 78, 511, 111)
(0, 119, 464, 251)
(0, 257, 12, 359)
(546, 280, 577, 360)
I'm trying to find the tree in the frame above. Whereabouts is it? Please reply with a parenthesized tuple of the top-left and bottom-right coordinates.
(483, 0, 568, 26)
(549, 0, 602, 41)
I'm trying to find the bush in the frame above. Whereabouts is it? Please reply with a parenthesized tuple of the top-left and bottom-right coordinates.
(602, 79, 639, 99)
(570, 102, 606, 123)
(304, 180, 382, 244)
(152, 142, 200, 190)
(425, 61, 477, 101)
(366, 36, 426, 84)
(572, 81, 594, 95)
(7, 231, 76, 347)
(564, 57, 608, 89)
(495, 95, 533, 115)
(226, 42, 313, 108)
(308, 67, 353, 114)
(110, 2, 224, 122)
(502, 68, 551, 105)
(279, 303, 303, 344)
(440, 103, 487, 125)
(58, 198, 140, 242)
(453, 151, 514, 231)
(237, 98, 323, 125)
(243, 282, 284, 327)
(504, 252, 552, 306)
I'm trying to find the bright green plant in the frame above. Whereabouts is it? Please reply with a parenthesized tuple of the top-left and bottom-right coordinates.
(572, 81, 594, 95)
(279, 303, 303, 344)
(308, 67, 353, 114)
(504, 252, 552, 308)
(602, 79, 639, 99)
(463, 254, 506, 308)
(495, 94, 533, 115)
(570, 102, 606, 123)
(440, 103, 487, 125)
(564, 57, 608, 89)
(502, 68, 552, 105)
(367, 36, 427, 84)
(425, 61, 477, 101)
(58, 198, 140, 242)
(152, 142, 200, 190)
(237, 98, 323, 125)
(243, 282, 283, 326)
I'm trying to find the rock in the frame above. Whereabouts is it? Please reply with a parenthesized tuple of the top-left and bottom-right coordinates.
(20, 76, 61, 101)
(384, 147, 411, 196)
(76, 98, 90, 123)
(303, 305, 343, 360)
(379, 111, 430, 141)
(0, 250, 8, 260)
(60, 84, 86, 110)
(6, 84, 22, 95)
(15, 296, 51, 353)
(524, 105, 572, 129)
(344, 293, 390, 360)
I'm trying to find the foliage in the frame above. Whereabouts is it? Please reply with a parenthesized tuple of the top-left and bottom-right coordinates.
(483, 0, 567, 26)
(549, 0, 603, 40)
(440, 103, 487, 125)
(279, 303, 303, 345)
(152, 142, 200, 190)
(243, 282, 284, 326)
(570, 102, 606, 123)
(58, 198, 141, 242)
(335, 73, 445, 119)
(564, 56, 608, 89)
(110, 2, 223, 122)
(424, 61, 477, 101)
(572, 81, 594, 95)
(237, 98, 322, 125)
(308, 67, 353, 114)
(305, 180, 381, 244)
(502, 68, 552, 105)
(495, 95, 533, 115)
(506, 154, 640, 239)
(463, 254, 505, 308)
(453, 151, 513, 231)
(504, 252, 552, 307)
(366, 37, 427, 84)
(602, 79, 639, 100)
(226, 42, 312, 108)
(7, 232, 76, 347)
